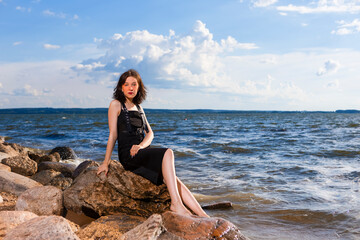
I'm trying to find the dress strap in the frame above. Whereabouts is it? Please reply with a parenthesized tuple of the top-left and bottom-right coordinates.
(136, 104, 149, 133)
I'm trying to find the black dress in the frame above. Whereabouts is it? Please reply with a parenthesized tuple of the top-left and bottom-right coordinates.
(117, 104, 167, 185)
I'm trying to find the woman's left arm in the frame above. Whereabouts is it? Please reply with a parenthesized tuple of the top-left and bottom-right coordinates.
(129, 106, 154, 157)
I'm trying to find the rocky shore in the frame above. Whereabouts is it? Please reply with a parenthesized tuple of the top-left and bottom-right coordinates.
(0, 136, 250, 240)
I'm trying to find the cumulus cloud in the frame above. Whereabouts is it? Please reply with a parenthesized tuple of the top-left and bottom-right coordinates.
(73, 20, 258, 91)
(43, 9, 66, 19)
(317, 59, 340, 76)
(43, 43, 60, 50)
(12, 84, 51, 96)
(277, 0, 360, 14)
(332, 19, 360, 35)
(16, 6, 31, 12)
(252, 0, 278, 7)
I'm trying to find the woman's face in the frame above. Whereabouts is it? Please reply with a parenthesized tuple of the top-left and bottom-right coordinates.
(122, 76, 139, 101)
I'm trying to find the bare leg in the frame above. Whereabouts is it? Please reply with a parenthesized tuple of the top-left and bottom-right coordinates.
(162, 149, 191, 216)
(177, 177, 209, 217)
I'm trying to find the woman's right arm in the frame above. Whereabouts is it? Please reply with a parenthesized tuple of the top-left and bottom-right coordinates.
(97, 100, 120, 176)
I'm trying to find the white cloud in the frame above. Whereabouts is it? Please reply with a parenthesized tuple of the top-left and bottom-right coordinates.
(0, 82, 3, 89)
(73, 14, 79, 20)
(73, 20, 258, 92)
(252, 0, 278, 7)
(317, 59, 340, 76)
(15, 6, 31, 12)
(43, 43, 60, 50)
(13, 41, 22, 46)
(277, 1, 360, 14)
(43, 9, 66, 18)
(12, 84, 48, 96)
(332, 19, 360, 35)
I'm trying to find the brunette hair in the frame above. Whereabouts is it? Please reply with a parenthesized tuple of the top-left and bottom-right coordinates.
(113, 69, 147, 104)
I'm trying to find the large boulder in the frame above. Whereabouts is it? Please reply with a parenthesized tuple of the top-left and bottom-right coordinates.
(37, 161, 76, 177)
(31, 169, 63, 185)
(28, 152, 61, 164)
(0, 142, 23, 157)
(15, 186, 64, 216)
(120, 214, 164, 240)
(76, 213, 145, 240)
(0, 211, 38, 238)
(0, 192, 18, 211)
(49, 146, 77, 160)
(161, 211, 250, 240)
(0, 170, 42, 196)
(1, 155, 37, 176)
(64, 160, 170, 218)
(3, 215, 80, 240)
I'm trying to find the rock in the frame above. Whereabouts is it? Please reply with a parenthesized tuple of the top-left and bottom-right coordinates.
(48, 152, 61, 162)
(0, 195, 2, 204)
(0, 163, 11, 172)
(120, 214, 164, 240)
(0, 136, 5, 143)
(15, 186, 64, 216)
(0, 192, 18, 211)
(0, 142, 23, 157)
(161, 211, 250, 240)
(72, 160, 100, 179)
(37, 161, 76, 177)
(0, 152, 10, 162)
(64, 160, 170, 218)
(31, 169, 63, 185)
(28, 153, 42, 163)
(1, 155, 37, 176)
(49, 146, 77, 160)
(76, 213, 145, 240)
(202, 201, 233, 210)
(0, 171, 42, 196)
(0, 211, 38, 238)
(49, 175, 73, 190)
(3, 215, 80, 240)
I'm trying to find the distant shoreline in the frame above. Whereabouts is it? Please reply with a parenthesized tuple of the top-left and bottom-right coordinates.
(0, 107, 359, 114)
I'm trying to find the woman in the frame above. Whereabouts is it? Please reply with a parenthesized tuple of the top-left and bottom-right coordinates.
(97, 69, 209, 217)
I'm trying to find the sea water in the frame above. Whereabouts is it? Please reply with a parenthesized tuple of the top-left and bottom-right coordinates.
(1, 109, 359, 240)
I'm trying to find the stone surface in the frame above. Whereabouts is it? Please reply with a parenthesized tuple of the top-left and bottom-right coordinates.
(0, 163, 11, 172)
(0, 142, 22, 157)
(30, 169, 63, 185)
(1, 155, 37, 176)
(76, 213, 145, 240)
(72, 160, 99, 179)
(3, 215, 80, 240)
(15, 186, 64, 216)
(0, 211, 38, 238)
(0, 195, 2, 204)
(162, 211, 250, 240)
(49, 175, 73, 190)
(202, 201, 233, 210)
(37, 161, 76, 177)
(0, 192, 18, 211)
(0, 170, 42, 196)
(120, 214, 164, 240)
(29, 152, 61, 164)
(49, 146, 77, 160)
(64, 160, 170, 218)
(0, 153, 10, 162)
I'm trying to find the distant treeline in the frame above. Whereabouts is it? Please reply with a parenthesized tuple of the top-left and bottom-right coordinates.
(0, 108, 359, 114)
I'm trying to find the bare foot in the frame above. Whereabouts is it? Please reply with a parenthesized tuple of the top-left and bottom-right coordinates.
(170, 204, 192, 217)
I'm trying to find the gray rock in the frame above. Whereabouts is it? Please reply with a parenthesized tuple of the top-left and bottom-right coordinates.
(37, 161, 76, 177)
(0, 170, 42, 196)
(49, 146, 77, 160)
(0, 211, 38, 237)
(3, 215, 80, 240)
(15, 186, 64, 216)
(31, 169, 63, 185)
(72, 160, 99, 179)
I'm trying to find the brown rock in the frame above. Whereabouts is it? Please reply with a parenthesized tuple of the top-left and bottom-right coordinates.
(37, 161, 76, 177)
(0, 211, 38, 238)
(0, 171, 42, 196)
(3, 215, 80, 240)
(0, 142, 21, 157)
(202, 201, 233, 210)
(31, 169, 63, 185)
(49, 175, 73, 190)
(120, 214, 164, 240)
(162, 211, 250, 240)
(76, 213, 145, 240)
(64, 160, 170, 218)
(15, 186, 64, 216)
(1, 155, 37, 176)
(48, 152, 61, 162)
(0, 163, 11, 172)
(0, 153, 11, 162)
(0, 192, 18, 211)
(72, 160, 100, 179)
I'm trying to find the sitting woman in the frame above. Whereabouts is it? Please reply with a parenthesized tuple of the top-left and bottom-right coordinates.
(97, 69, 209, 217)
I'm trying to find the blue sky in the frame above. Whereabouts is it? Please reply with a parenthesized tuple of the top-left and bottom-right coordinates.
(1, 0, 360, 110)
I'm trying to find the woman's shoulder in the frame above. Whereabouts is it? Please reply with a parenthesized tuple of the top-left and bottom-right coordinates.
(109, 100, 122, 115)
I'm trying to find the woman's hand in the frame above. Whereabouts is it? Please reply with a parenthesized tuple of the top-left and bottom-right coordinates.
(97, 162, 109, 176)
(130, 145, 142, 157)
